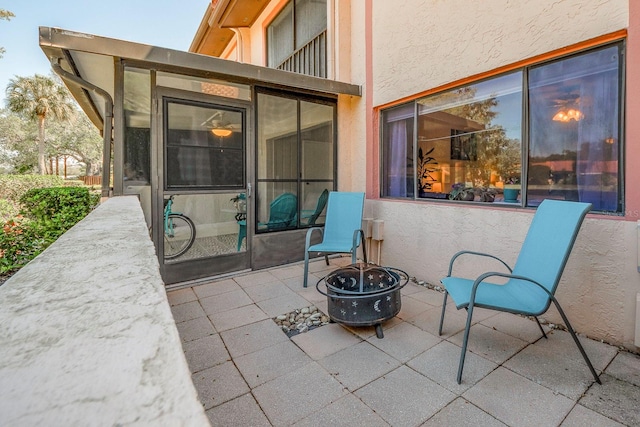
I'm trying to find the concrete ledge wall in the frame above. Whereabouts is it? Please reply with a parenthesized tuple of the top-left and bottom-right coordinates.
(0, 196, 209, 426)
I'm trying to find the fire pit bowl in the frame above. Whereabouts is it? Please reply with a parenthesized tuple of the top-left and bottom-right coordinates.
(316, 263, 409, 338)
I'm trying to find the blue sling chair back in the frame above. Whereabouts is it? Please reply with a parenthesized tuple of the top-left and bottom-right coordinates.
(305, 189, 329, 226)
(303, 191, 367, 288)
(439, 199, 601, 385)
(263, 193, 298, 230)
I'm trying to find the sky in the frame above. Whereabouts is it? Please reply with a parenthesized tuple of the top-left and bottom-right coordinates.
(0, 0, 209, 102)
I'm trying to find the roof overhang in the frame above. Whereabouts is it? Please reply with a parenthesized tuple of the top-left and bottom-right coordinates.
(39, 26, 361, 130)
(190, 0, 271, 56)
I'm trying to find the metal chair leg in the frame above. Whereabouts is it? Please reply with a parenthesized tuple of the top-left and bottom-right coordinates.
(551, 298, 601, 384)
(303, 250, 311, 288)
(534, 317, 548, 339)
(457, 303, 475, 384)
(438, 291, 449, 336)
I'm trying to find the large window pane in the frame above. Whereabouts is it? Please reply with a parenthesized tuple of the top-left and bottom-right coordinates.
(295, 0, 326, 49)
(165, 100, 244, 189)
(266, 0, 327, 76)
(381, 103, 415, 198)
(301, 100, 333, 180)
(267, 2, 294, 67)
(123, 67, 151, 225)
(257, 91, 336, 232)
(417, 72, 523, 201)
(528, 44, 622, 212)
(257, 94, 298, 180)
(379, 41, 623, 214)
(163, 193, 247, 263)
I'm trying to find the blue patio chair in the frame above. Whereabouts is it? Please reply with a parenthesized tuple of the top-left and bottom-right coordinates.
(439, 199, 601, 385)
(237, 192, 297, 251)
(303, 191, 367, 287)
(304, 189, 329, 226)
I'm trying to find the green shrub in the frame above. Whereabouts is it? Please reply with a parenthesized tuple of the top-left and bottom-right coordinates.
(0, 175, 65, 202)
(0, 217, 47, 274)
(19, 187, 99, 241)
(0, 187, 99, 274)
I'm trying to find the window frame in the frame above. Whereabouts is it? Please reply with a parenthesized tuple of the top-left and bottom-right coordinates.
(255, 87, 337, 233)
(266, 0, 328, 77)
(379, 39, 625, 215)
(162, 97, 246, 192)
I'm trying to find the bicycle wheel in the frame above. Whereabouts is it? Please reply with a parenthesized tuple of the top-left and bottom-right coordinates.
(164, 214, 196, 260)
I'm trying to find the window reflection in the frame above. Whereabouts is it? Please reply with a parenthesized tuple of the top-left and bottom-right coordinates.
(165, 100, 244, 189)
(256, 92, 335, 231)
(380, 41, 623, 213)
(381, 72, 523, 201)
(528, 45, 621, 211)
(417, 72, 523, 200)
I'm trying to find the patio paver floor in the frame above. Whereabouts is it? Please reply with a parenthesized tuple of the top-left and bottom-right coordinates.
(168, 257, 640, 426)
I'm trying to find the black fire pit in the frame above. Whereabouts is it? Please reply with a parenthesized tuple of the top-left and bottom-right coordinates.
(316, 263, 409, 338)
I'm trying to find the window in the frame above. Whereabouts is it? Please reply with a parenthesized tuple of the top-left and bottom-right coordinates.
(256, 90, 336, 232)
(528, 45, 621, 211)
(164, 99, 244, 190)
(267, 0, 327, 77)
(123, 67, 151, 187)
(381, 41, 624, 213)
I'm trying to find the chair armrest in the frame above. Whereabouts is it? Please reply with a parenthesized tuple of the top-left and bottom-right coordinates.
(468, 271, 557, 308)
(470, 271, 549, 298)
(466, 272, 553, 315)
(447, 250, 512, 277)
(305, 226, 324, 251)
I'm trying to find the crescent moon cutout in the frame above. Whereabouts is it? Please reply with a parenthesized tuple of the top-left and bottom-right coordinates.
(373, 299, 381, 312)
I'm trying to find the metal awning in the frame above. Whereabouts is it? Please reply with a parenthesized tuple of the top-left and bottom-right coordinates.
(39, 26, 361, 130)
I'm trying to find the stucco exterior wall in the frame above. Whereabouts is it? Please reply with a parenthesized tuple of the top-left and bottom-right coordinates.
(206, 0, 638, 348)
(337, 0, 367, 192)
(371, 0, 628, 107)
(349, 0, 638, 349)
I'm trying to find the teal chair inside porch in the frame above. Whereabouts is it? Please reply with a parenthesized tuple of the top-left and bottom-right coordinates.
(303, 191, 367, 287)
(439, 199, 601, 385)
(304, 189, 329, 226)
(237, 192, 297, 251)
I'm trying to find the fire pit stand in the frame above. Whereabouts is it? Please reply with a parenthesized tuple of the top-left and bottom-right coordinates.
(316, 263, 409, 338)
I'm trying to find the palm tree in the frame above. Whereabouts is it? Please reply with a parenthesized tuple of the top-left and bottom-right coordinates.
(5, 74, 75, 174)
(0, 9, 14, 59)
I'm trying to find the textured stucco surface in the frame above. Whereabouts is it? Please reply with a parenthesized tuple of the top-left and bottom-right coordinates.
(0, 196, 209, 426)
(371, 0, 628, 107)
(348, 0, 638, 349)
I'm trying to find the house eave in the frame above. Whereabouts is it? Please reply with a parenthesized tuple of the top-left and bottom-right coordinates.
(39, 26, 360, 95)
